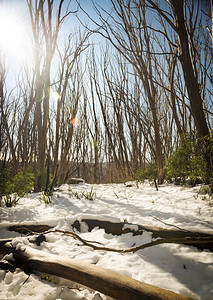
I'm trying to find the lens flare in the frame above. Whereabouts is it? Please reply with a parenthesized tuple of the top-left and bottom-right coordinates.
(71, 117, 80, 127)
(51, 91, 60, 101)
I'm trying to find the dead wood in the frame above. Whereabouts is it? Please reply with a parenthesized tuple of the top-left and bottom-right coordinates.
(2, 229, 212, 255)
(2, 242, 192, 300)
(8, 224, 52, 235)
(74, 218, 210, 238)
(71, 219, 213, 251)
(0, 258, 17, 271)
(0, 238, 13, 251)
(0, 235, 46, 252)
(44, 229, 213, 254)
(5, 219, 213, 252)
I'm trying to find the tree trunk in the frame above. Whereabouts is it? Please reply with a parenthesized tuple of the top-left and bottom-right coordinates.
(2, 243, 192, 300)
(0, 76, 18, 171)
(170, 0, 209, 138)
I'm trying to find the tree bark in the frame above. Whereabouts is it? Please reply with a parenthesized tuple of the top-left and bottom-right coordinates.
(2, 243, 192, 300)
(166, 0, 209, 138)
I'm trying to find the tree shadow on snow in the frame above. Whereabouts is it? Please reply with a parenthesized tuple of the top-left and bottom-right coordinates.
(138, 243, 213, 299)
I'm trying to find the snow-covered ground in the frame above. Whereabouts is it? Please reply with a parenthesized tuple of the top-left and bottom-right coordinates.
(0, 182, 212, 300)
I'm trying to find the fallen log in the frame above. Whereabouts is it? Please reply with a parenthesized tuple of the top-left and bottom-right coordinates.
(0, 234, 46, 252)
(0, 238, 12, 251)
(8, 224, 52, 235)
(72, 218, 211, 238)
(72, 219, 213, 251)
(6, 219, 213, 251)
(2, 242, 192, 300)
(1, 230, 213, 255)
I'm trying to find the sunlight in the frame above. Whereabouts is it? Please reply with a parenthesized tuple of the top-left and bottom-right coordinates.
(51, 91, 61, 101)
(0, 8, 27, 58)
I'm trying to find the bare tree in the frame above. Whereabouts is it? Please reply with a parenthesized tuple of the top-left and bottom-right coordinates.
(144, 0, 210, 137)
(51, 30, 91, 184)
(84, 0, 165, 183)
(0, 56, 18, 171)
(81, 0, 212, 181)
(26, 0, 71, 190)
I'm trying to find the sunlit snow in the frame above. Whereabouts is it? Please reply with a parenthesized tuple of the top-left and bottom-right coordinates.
(0, 182, 212, 299)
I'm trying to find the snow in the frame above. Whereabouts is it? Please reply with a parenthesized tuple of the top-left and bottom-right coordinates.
(0, 182, 213, 300)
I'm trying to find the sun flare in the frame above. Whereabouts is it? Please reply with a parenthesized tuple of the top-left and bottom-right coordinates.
(0, 9, 27, 58)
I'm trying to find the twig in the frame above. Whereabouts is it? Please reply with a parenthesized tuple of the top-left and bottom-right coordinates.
(47, 229, 104, 246)
(150, 216, 189, 232)
(22, 274, 31, 285)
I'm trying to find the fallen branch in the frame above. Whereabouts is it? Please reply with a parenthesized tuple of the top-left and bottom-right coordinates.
(2, 229, 212, 256)
(49, 229, 213, 253)
(5, 218, 213, 252)
(0, 234, 46, 252)
(2, 242, 192, 300)
(72, 218, 213, 251)
(8, 224, 52, 235)
(151, 216, 188, 232)
(41, 229, 212, 253)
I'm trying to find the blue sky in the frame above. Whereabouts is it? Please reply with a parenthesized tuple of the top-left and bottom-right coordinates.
(0, 0, 97, 87)
(1, 0, 211, 90)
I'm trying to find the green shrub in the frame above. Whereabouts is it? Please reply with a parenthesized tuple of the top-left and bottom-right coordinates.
(137, 164, 158, 183)
(35, 168, 53, 192)
(166, 134, 210, 185)
(0, 168, 8, 204)
(198, 185, 212, 196)
(6, 169, 35, 197)
(4, 168, 35, 207)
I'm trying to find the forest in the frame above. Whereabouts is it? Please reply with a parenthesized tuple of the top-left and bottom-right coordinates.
(0, 1, 213, 299)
